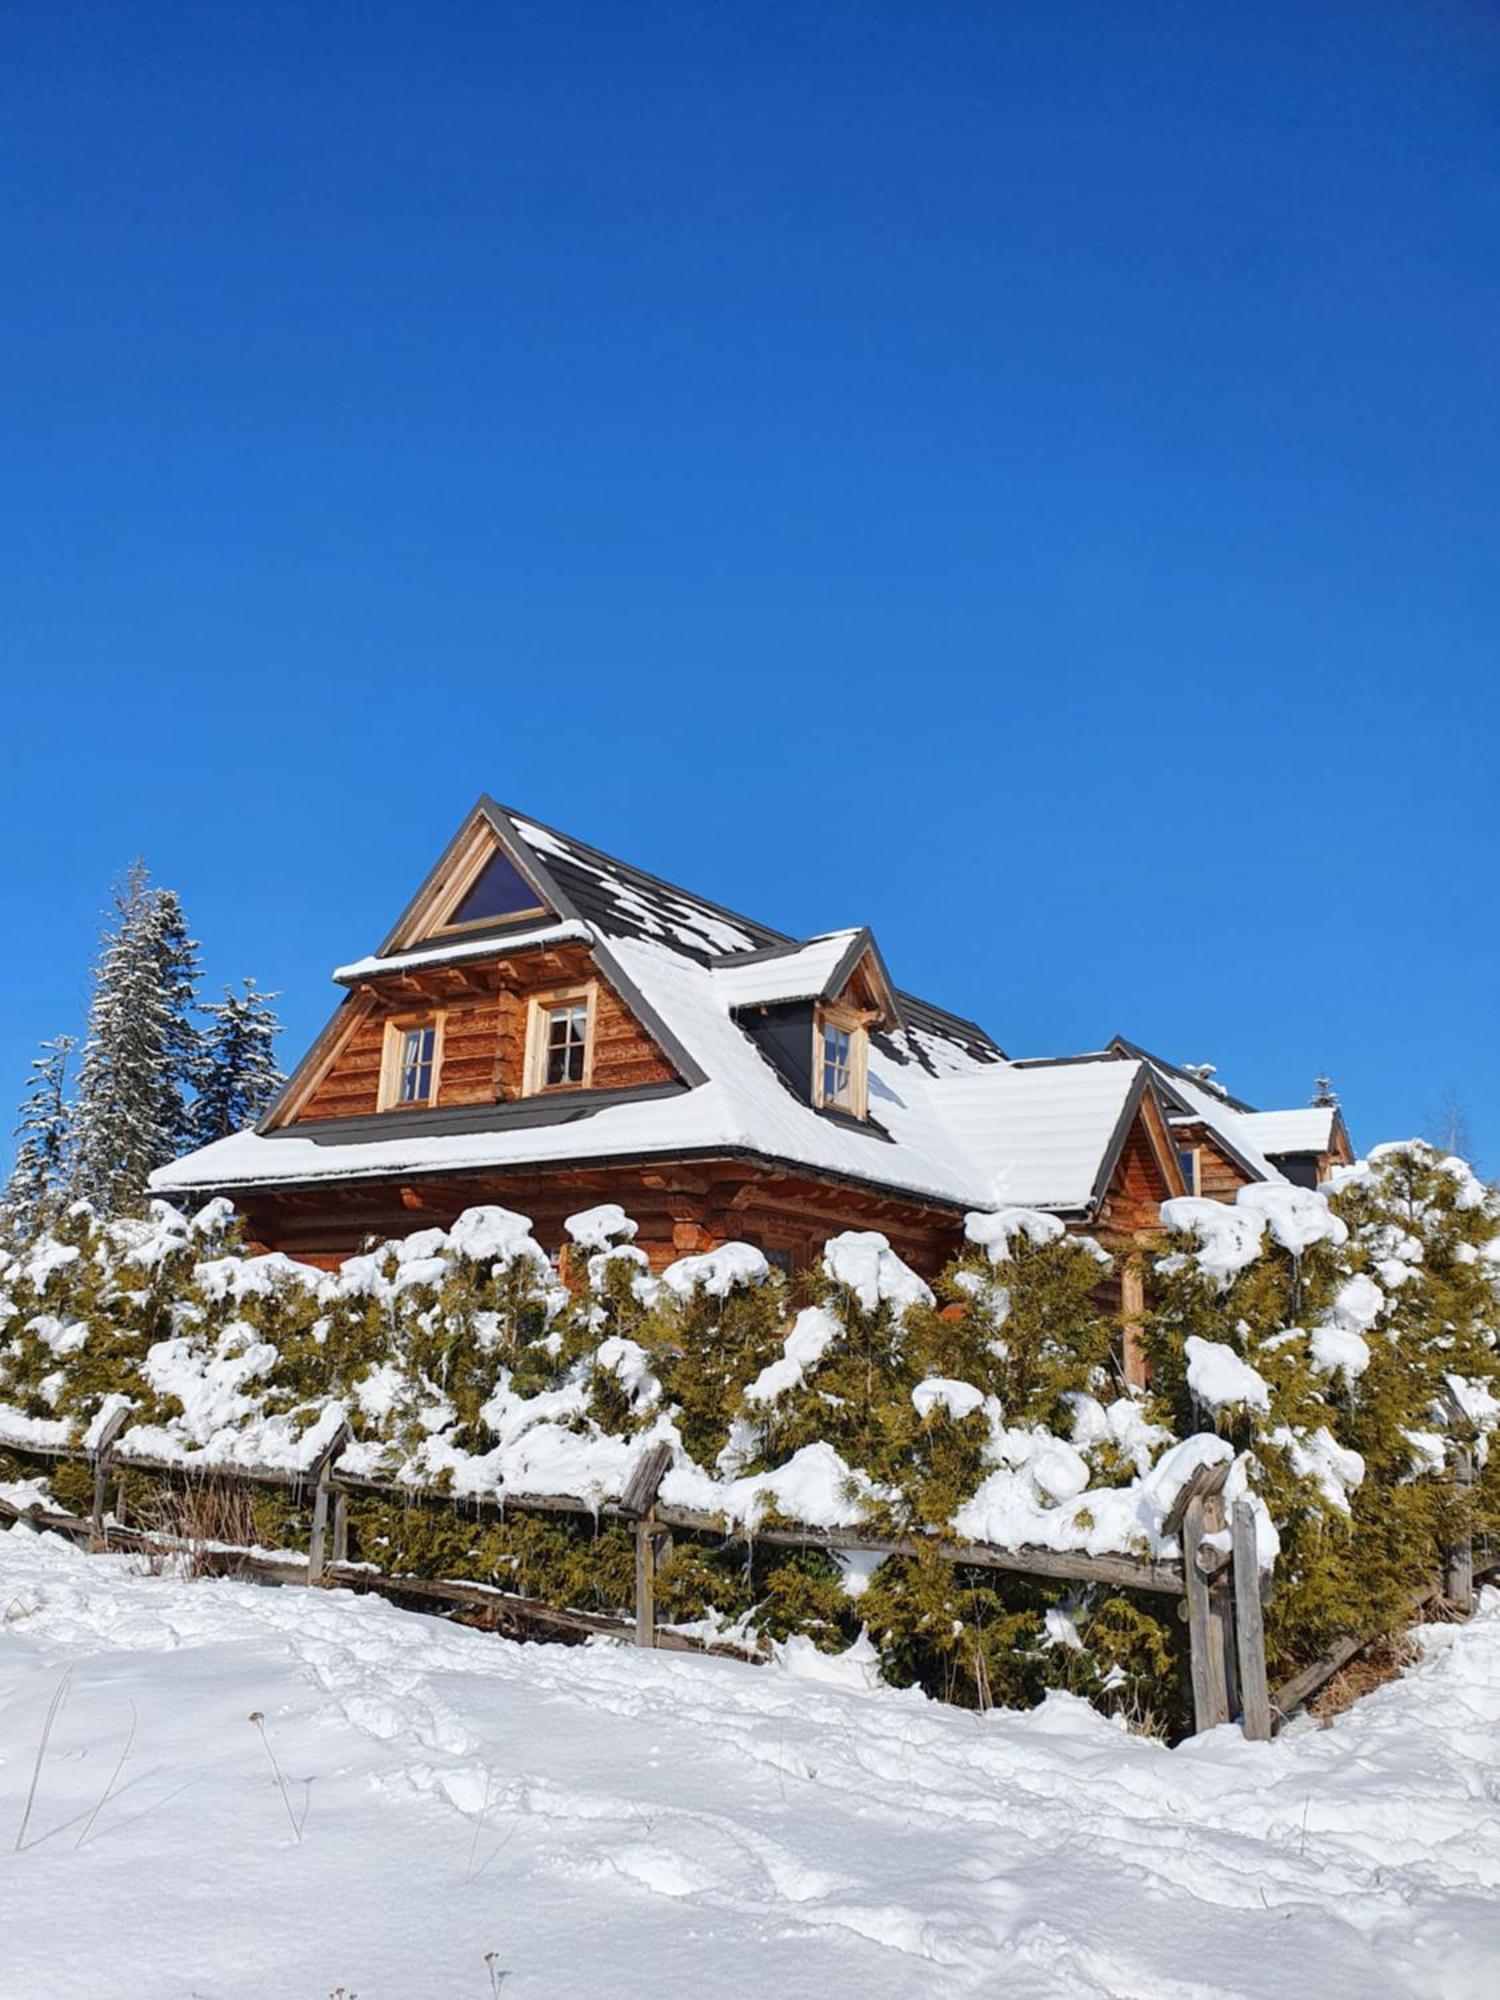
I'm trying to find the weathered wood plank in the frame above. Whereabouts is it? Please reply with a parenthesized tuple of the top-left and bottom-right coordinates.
(2, 1436, 1188, 1596)
(306, 1425, 351, 1583)
(1445, 1442, 1474, 1613)
(89, 1405, 130, 1549)
(1231, 1500, 1272, 1742)
(1270, 1583, 1439, 1725)
(1182, 1492, 1231, 1731)
(620, 1442, 674, 1521)
(634, 1516, 656, 1648)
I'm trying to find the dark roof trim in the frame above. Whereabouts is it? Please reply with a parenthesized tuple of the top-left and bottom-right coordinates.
(1105, 1036, 1258, 1115)
(1085, 1065, 1184, 1215)
(255, 992, 367, 1136)
(372, 799, 563, 959)
(267, 1081, 688, 1146)
(171, 1142, 982, 1220)
(720, 926, 905, 1034)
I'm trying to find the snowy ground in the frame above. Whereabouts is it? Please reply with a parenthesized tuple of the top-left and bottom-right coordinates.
(2, 1528, 1499, 1999)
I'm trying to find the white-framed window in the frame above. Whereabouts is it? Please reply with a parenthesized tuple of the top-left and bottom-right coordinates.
(378, 1016, 444, 1111)
(1177, 1147, 1200, 1195)
(524, 985, 597, 1094)
(812, 1003, 868, 1118)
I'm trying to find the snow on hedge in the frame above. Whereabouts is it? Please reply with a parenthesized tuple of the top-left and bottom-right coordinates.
(4, 1139, 1498, 1592)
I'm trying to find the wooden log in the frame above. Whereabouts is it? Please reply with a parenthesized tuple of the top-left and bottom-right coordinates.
(1231, 1500, 1272, 1742)
(620, 1442, 674, 1521)
(634, 1515, 657, 1649)
(1204, 1484, 1238, 1721)
(1445, 1442, 1474, 1614)
(305, 1425, 351, 1584)
(331, 1490, 349, 1566)
(0, 1489, 758, 1662)
(89, 1405, 130, 1550)
(2, 1436, 1188, 1597)
(647, 1507, 1187, 1596)
(1182, 1491, 1231, 1732)
(1270, 1583, 1439, 1726)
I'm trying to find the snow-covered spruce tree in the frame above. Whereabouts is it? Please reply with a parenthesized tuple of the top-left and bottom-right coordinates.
(1, 1034, 76, 1242)
(189, 979, 284, 1144)
(70, 864, 202, 1212)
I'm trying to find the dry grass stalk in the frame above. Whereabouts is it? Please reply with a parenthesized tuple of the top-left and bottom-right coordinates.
(136, 1477, 259, 1577)
(13, 1667, 72, 1852)
(1308, 1632, 1420, 1724)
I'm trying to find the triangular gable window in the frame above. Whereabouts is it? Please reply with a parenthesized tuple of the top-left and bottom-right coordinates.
(442, 849, 549, 931)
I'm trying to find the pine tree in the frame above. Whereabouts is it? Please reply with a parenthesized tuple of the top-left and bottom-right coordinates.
(189, 979, 285, 1144)
(1, 1034, 76, 1239)
(70, 862, 203, 1213)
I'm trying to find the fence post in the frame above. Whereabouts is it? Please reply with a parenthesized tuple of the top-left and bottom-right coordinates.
(1170, 1462, 1233, 1733)
(1231, 1499, 1272, 1741)
(621, 1442, 675, 1649)
(1445, 1441, 1474, 1615)
(89, 1405, 130, 1550)
(306, 1425, 350, 1585)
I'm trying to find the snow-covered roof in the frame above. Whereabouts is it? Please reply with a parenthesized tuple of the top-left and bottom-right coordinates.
(710, 932, 865, 1011)
(1239, 1107, 1339, 1156)
(926, 1060, 1150, 1212)
(333, 921, 591, 985)
(155, 928, 1002, 1211)
(150, 798, 1301, 1225)
(1154, 1068, 1284, 1183)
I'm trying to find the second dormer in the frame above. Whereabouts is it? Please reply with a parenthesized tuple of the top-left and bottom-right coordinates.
(713, 928, 902, 1125)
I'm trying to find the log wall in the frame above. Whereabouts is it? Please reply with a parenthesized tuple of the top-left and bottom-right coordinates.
(293, 944, 675, 1125)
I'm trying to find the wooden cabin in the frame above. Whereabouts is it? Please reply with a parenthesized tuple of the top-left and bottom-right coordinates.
(152, 798, 1349, 1284)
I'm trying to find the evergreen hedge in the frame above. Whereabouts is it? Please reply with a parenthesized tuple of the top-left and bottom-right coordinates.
(1, 1140, 1495, 1737)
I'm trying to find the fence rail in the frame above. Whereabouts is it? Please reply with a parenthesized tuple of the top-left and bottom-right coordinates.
(0, 1425, 1475, 1739)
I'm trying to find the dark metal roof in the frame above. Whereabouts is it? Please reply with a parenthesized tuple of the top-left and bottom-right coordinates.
(496, 798, 1005, 1072)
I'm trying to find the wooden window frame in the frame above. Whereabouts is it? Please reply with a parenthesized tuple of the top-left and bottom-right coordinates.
(812, 1001, 870, 1119)
(378, 1013, 446, 1112)
(432, 838, 549, 938)
(522, 983, 598, 1096)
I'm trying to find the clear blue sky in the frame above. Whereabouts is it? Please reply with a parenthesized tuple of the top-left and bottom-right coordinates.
(2, 1, 1497, 1167)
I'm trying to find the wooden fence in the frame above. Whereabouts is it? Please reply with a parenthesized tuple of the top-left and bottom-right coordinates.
(0, 1426, 1477, 1741)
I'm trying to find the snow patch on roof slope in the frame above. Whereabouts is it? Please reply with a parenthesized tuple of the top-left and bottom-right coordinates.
(511, 817, 764, 958)
(710, 933, 862, 1009)
(925, 1060, 1144, 1212)
(1158, 1066, 1284, 1182)
(1240, 1107, 1340, 1156)
(334, 921, 590, 984)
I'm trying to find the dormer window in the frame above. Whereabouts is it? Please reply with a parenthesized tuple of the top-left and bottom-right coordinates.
(813, 1003, 868, 1118)
(379, 1016, 444, 1111)
(524, 984, 597, 1094)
